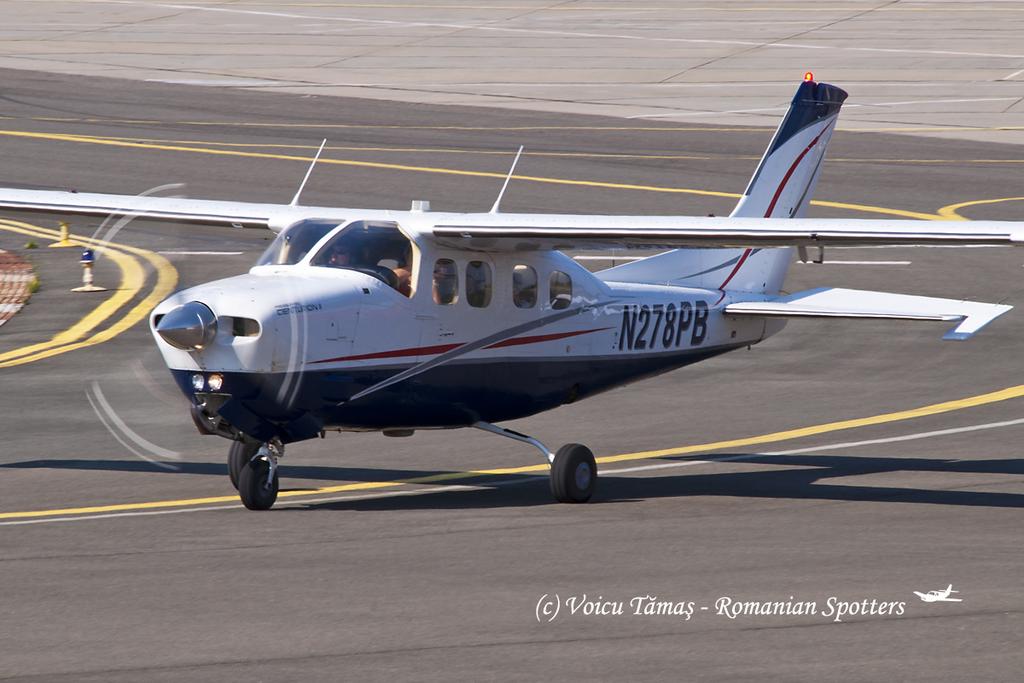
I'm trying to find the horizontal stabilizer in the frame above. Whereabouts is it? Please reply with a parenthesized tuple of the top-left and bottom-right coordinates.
(724, 287, 1011, 340)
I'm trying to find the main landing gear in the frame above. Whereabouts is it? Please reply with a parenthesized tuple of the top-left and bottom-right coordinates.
(473, 422, 597, 503)
(233, 439, 282, 511)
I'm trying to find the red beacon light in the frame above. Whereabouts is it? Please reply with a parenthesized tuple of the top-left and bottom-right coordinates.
(804, 71, 815, 82)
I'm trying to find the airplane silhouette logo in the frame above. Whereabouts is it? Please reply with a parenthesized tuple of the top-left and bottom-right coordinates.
(914, 584, 962, 603)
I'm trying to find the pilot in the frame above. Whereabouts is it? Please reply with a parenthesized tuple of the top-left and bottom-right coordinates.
(325, 245, 351, 268)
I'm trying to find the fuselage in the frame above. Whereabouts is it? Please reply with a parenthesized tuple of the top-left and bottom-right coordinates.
(152, 215, 781, 443)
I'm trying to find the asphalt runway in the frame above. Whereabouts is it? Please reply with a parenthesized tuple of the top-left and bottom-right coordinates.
(0, 67, 1022, 681)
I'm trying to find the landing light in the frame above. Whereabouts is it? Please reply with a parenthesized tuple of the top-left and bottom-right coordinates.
(208, 373, 224, 392)
(191, 373, 205, 391)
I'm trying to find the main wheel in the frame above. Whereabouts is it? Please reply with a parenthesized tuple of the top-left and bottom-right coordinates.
(228, 440, 259, 490)
(550, 443, 597, 503)
(238, 456, 279, 510)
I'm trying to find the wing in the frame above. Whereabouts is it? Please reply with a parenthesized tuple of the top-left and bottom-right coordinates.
(431, 214, 1024, 251)
(725, 287, 1011, 340)
(0, 187, 294, 229)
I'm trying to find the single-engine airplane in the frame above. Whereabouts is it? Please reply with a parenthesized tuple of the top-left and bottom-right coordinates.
(2, 77, 1022, 510)
(914, 585, 962, 603)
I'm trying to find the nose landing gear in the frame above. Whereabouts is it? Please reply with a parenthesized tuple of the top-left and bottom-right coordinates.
(473, 422, 597, 503)
(227, 439, 259, 490)
(237, 439, 282, 510)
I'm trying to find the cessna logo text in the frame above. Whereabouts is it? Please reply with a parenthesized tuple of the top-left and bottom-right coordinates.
(619, 301, 708, 350)
(275, 302, 323, 316)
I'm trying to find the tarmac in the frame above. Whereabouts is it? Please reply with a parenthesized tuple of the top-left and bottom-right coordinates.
(2, 1, 1024, 144)
(0, 4, 1022, 681)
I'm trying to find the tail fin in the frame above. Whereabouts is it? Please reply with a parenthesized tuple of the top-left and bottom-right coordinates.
(598, 78, 847, 294)
(719, 77, 847, 293)
(733, 79, 847, 220)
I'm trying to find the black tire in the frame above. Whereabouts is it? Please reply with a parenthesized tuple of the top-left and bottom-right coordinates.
(228, 440, 259, 490)
(238, 456, 279, 510)
(550, 443, 597, 503)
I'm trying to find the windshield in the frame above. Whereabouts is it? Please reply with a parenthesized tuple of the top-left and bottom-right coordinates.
(311, 220, 414, 296)
(257, 219, 340, 266)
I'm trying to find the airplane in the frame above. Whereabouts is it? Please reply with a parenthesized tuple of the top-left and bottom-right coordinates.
(914, 585, 962, 602)
(1, 75, 1022, 511)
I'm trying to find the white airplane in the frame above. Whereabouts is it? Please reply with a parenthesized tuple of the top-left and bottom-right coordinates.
(914, 585, 962, 602)
(2, 76, 1022, 510)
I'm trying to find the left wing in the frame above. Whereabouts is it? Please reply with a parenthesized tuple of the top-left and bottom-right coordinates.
(0, 187, 305, 230)
(725, 287, 1011, 340)
(432, 215, 1024, 251)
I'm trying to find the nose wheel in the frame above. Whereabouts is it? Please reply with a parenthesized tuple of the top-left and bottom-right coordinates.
(227, 440, 259, 490)
(238, 440, 282, 510)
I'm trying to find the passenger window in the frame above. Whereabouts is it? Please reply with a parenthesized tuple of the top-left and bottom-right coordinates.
(549, 271, 572, 310)
(466, 261, 492, 308)
(433, 259, 458, 305)
(512, 264, 537, 308)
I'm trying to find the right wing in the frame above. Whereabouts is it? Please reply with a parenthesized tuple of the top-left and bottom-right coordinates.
(431, 214, 1024, 252)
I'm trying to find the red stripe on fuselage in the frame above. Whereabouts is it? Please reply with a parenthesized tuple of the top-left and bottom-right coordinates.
(717, 123, 831, 291)
(485, 326, 611, 349)
(310, 327, 609, 365)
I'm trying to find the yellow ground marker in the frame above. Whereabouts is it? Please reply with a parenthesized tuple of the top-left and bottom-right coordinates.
(47, 221, 77, 248)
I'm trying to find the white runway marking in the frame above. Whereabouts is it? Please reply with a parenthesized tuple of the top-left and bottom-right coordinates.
(795, 260, 911, 265)
(601, 416, 1024, 476)
(1001, 68, 1024, 81)
(630, 98, 1020, 120)
(157, 251, 244, 256)
(107, 2, 1024, 62)
(4, 417, 1021, 526)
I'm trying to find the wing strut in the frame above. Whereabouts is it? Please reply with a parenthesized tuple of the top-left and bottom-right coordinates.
(290, 138, 328, 207)
(490, 146, 524, 214)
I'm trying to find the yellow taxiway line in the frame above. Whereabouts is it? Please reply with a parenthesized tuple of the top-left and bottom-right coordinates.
(0, 129, 941, 220)
(2, 380, 1023, 520)
(936, 196, 1024, 221)
(0, 219, 178, 368)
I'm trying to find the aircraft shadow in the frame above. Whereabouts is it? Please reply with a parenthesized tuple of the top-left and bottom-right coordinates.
(296, 452, 1024, 512)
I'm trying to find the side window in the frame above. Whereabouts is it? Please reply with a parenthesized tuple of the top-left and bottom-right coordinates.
(512, 264, 537, 309)
(466, 261, 492, 308)
(433, 258, 458, 305)
(549, 271, 572, 310)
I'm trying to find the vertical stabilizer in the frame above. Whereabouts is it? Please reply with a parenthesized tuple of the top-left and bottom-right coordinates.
(599, 78, 847, 294)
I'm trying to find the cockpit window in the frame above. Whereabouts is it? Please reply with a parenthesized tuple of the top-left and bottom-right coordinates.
(311, 220, 415, 296)
(257, 219, 338, 266)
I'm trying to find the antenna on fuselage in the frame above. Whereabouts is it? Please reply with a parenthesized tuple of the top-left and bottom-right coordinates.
(489, 145, 524, 214)
(290, 138, 328, 207)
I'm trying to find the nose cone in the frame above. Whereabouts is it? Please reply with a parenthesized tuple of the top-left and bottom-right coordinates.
(156, 301, 218, 350)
